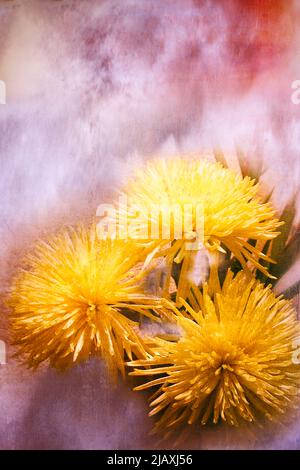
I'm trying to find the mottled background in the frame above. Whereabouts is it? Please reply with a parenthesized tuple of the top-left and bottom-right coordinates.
(1, 0, 300, 449)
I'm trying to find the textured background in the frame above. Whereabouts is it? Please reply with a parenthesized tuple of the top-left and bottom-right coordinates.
(1, 0, 300, 449)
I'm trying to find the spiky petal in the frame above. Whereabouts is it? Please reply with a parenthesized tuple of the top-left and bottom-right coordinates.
(9, 226, 163, 376)
(128, 270, 300, 432)
(118, 158, 282, 298)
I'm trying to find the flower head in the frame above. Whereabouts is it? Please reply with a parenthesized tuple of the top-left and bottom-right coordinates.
(9, 226, 163, 375)
(128, 270, 300, 433)
(118, 158, 282, 296)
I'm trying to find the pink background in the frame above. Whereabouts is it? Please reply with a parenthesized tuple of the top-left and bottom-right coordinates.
(0, 0, 300, 449)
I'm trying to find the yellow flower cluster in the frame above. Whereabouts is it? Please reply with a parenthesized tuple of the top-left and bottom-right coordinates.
(129, 271, 300, 431)
(8, 157, 300, 435)
(9, 227, 163, 376)
(118, 158, 282, 301)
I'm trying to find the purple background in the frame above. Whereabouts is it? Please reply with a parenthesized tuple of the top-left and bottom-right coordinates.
(1, 0, 300, 449)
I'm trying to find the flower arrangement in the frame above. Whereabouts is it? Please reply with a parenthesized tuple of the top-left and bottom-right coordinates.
(129, 270, 300, 432)
(8, 154, 300, 441)
(9, 227, 165, 376)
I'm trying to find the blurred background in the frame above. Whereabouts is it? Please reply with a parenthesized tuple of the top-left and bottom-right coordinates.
(0, 0, 300, 449)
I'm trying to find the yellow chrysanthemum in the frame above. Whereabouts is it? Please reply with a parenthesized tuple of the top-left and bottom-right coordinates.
(9, 226, 164, 375)
(117, 158, 282, 297)
(128, 270, 300, 433)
